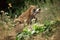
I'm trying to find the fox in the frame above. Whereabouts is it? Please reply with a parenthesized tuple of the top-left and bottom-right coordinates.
(14, 5, 41, 25)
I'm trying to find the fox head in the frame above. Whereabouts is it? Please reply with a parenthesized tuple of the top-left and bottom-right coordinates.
(28, 5, 41, 15)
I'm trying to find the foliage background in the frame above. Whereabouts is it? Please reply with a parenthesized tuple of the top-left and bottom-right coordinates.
(6, 0, 60, 21)
(0, 0, 60, 40)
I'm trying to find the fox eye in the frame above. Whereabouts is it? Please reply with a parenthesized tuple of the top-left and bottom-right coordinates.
(33, 8, 36, 12)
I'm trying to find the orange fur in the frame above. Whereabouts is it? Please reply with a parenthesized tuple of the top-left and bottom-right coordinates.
(14, 5, 41, 24)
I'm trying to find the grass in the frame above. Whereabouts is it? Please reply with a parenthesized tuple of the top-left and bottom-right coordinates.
(16, 20, 59, 40)
(0, 0, 60, 40)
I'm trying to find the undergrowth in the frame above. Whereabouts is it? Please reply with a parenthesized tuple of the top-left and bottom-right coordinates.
(16, 20, 58, 40)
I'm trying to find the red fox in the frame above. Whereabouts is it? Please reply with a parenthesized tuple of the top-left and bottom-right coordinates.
(14, 5, 41, 25)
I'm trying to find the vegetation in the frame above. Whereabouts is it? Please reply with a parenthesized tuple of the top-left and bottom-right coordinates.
(0, 0, 60, 40)
(16, 20, 58, 40)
